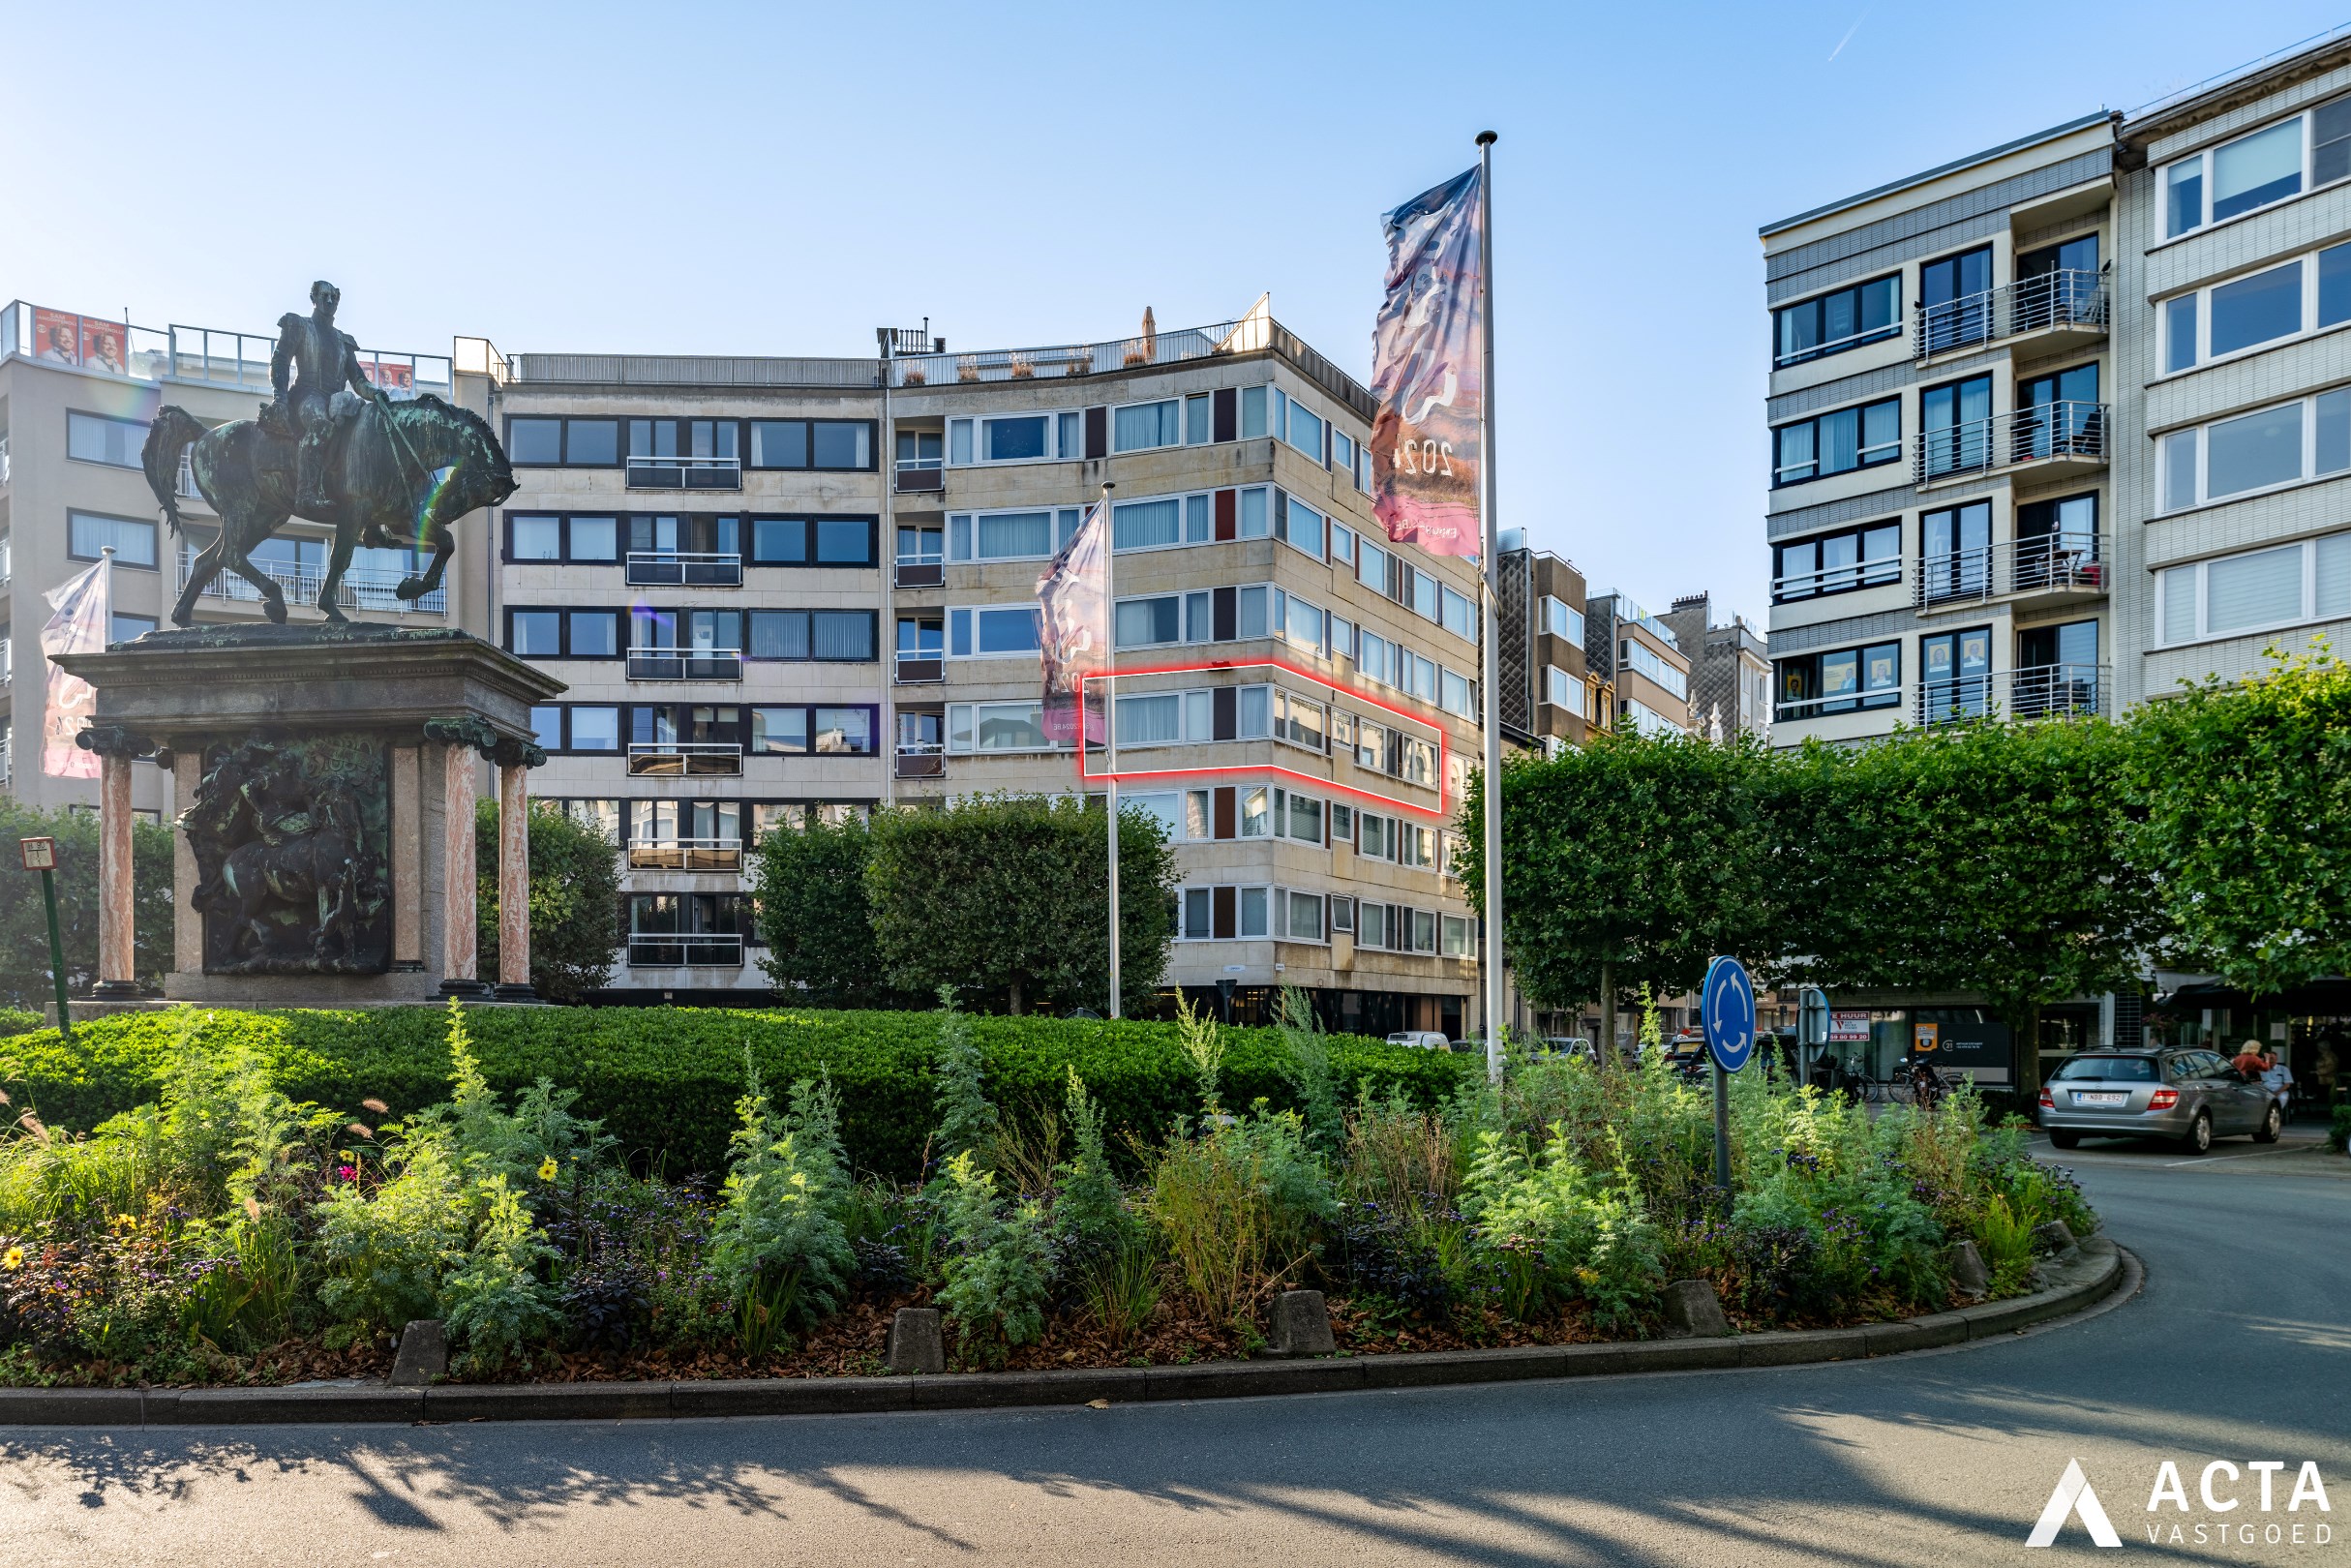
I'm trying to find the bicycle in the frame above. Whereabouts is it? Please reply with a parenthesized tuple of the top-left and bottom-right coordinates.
(1840, 1056, 1883, 1104)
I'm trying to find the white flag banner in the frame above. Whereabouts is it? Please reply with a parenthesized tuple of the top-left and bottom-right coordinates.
(41, 559, 107, 779)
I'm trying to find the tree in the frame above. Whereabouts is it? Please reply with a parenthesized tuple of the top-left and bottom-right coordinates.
(0, 799, 174, 1007)
(750, 812, 913, 1009)
(2125, 644, 2351, 996)
(864, 795, 1176, 1016)
(475, 799, 621, 1004)
(1457, 732, 1773, 1056)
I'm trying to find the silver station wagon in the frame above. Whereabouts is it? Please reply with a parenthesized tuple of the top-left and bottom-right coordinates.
(2037, 1048, 2281, 1154)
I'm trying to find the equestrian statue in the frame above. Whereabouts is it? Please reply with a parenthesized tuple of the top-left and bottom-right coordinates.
(140, 280, 517, 626)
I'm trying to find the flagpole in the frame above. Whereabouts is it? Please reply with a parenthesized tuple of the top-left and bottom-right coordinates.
(1475, 130, 1505, 1086)
(1100, 481, 1121, 1021)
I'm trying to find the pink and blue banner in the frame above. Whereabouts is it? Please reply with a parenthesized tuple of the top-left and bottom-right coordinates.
(1371, 166, 1485, 559)
(41, 559, 107, 780)
(1036, 500, 1109, 746)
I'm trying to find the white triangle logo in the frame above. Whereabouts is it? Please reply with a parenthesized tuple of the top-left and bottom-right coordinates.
(2028, 1459, 2123, 1548)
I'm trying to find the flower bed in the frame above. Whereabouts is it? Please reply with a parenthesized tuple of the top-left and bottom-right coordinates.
(0, 999, 2094, 1389)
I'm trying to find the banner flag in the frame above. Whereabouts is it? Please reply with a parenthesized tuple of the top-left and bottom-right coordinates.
(1036, 500, 1110, 747)
(41, 559, 107, 779)
(1371, 165, 1485, 559)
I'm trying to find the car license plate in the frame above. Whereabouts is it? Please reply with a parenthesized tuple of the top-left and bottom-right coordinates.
(2073, 1091, 2128, 1106)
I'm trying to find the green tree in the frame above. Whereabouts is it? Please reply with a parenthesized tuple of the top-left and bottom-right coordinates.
(1456, 733, 1772, 1056)
(2125, 644, 2351, 996)
(750, 811, 909, 1008)
(0, 799, 173, 1007)
(865, 795, 1175, 1016)
(474, 799, 621, 1004)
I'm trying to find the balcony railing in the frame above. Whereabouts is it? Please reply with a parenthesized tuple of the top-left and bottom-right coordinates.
(625, 933, 743, 967)
(1914, 269, 2108, 360)
(894, 651, 944, 684)
(174, 546, 445, 615)
(625, 551, 741, 588)
(624, 455, 741, 491)
(626, 837, 743, 870)
(894, 460, 945, 494)
(1913, 534, 2108, 609)
(894, 558, 945, 588)
(1914, 665, 2109, 725)
(1770, 555, 1902, 602)
(1913, 402, 2107, 485)
(625, 742, 741, 776)
(894, 745, 945, 780)
(3, 306, 453, 397)
(626, 648, 742, 682)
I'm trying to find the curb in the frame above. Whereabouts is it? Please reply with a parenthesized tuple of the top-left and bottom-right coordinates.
(0, 1239, 2126, 1429)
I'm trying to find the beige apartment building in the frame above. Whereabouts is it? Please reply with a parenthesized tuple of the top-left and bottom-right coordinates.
(1584, 590, 1695, 736)
(464, 305, 1487, 1030)
(1494, 533, 1607, 755)
(1658, 592, 1771, 744)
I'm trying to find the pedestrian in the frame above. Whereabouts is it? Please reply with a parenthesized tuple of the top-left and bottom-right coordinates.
(2231, 1040, 2268, 1076)
(2261, 1047, 2295, 1123)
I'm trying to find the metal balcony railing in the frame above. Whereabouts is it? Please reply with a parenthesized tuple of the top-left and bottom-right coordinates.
(1914, 534, 2108, 609)
(894, 460, 945, 494)
(1771, 554, 1902, 603)
(1913, 269, 2108, 360)
(894, 650, 944, 684)
(1914, 665, 2109, 725)
(175, 547, 445, 615)
(626, 648, 742, 681)
(894, 744, 945, 780)
(625, 551, 741, 588)
(894, 558, 945, 588)
(626, 837, 743, 870)
(1913, 402, 2107, 485)
(624, 455, 741, 491)
(624, 742, 741, 776)
(625, 932, 743, 967)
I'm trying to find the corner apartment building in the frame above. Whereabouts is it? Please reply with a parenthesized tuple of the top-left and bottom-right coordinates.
(1494, 531, 1607, 755)
(1658, 592, 1771, 743)
(0, 298, 479, 818)
(1760, 115, 2118, 743)
(1584, 590, 1695, 736)
(467, 306, 1487, 1032)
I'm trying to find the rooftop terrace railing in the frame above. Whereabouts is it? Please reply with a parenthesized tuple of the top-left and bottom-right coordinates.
(3, 301, 451, 398)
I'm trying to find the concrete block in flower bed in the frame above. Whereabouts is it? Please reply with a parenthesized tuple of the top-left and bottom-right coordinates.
(1659, 1279, 1732, 1339)
(388, 1319, 448, 1386)
(1944, 1239, 1990, 1300)
(1261, 1290, 1335, 1358)
(2031, 1221, 2080, 1262)
(888, 1308, 946, 1374)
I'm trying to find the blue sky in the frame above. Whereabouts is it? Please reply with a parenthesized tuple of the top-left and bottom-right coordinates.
(5, 2, 2343, 625)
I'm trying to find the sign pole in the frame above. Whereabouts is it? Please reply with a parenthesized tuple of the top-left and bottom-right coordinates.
(1475, 129, 1504, 1086)
(42, 868, 70, 1040)
(1711, 1058, 1732, 1212)
(1100, 482, 1120, 1021)
(1701, 955, 1756, 1220)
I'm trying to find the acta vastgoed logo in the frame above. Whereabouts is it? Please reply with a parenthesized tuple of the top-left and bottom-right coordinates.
(2028, 1457, 2335, 1549)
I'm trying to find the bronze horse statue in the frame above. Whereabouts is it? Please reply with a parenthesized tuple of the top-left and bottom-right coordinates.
(141, 392, 516, 626)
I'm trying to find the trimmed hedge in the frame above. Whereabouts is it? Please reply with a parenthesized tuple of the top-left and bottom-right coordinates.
(0, 1006, 1474, 1180)
(0, 1009, 43, 1040)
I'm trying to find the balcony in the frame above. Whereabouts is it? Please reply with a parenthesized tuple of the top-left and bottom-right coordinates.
(626, 837, 743, 871)
(894, 745, 945, 780)
(1914, 665, 2109, 726)
(1914, 535, 2108, 613)
(626, 647, 742, 682)
(894, 558, 945, 588)
(1913, 403, 2106, 488)
(1914, 270, 2108, 363)
(624, 455, 741, 491)
(894, 651, 944, 684)
(625, 551, 741, 588)
(625, 932, 743, 967)
(174, 546, 445, 615)
(894, 460, 945, 495)
(625, 742, 741, 777)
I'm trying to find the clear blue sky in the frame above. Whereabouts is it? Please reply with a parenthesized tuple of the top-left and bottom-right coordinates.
(5, 2, 2342, 625)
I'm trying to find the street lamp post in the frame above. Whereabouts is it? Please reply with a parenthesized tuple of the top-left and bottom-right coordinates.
(19, 837, 71, 1040)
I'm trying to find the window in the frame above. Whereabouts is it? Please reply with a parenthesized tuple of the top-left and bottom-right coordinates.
(1283, 890, 1324, 942)
(547, 799, 622, 841)
(506, 607, 619, 658)
(1241, 385, 1271, 437)
(1113, 399, 1180, 452)
(1619, 638, 1687, 700)
(1115, 693, 1183, 745)
(1281, 589, 1327, 654)
(1917, 501, 1991, 603)
(1543, 594, 1584, 644)
(948, 508, 1085, 562)
(948, 701, 1054, 753)
(746, 420, 875, 470)
(67, 411, 146, 467)
(1439, 668, 1476, 719)
(2161, 390, 2351, 509)
(740, 515, 877, 566)
(743, 610, 877, 661)
(1544, 664, 1575, 710)
(949, 605, 1042, 657)
(1772, 272, 1900, 366)
(2157, 531, 2351, 644)
(1775, 642, 1899, 721)
(1330, 523, 1357, 565)
(1772, 520, 1900, 602)
(947, 411, 1079, 466)
(1440, 585, 1476, 642)
(1273, 688, 1326, 751)
(1185, 393, 1214, 446)
(1918, 375, 1991, 480)
(110, 613, 155, 643)
(506, 416, 620, 467)
(1358, 539, 1391, 596)
(2162, 242, 2351, 371)
(1918, 625, 1992, 722)
(531, 705, 623, 753)
(1771, 397, 1898, 486)
(1919, 246, 1994, 354)
(1440, 915, 1474, 957)
(1283, 395, 1325, 463)
(1274, 491, 1325, 559)
(508, 514, 618, 563)
(67, 511, 156, 567)
(1115, 594, 1188, 648)
(2162, 100, 2351, 237)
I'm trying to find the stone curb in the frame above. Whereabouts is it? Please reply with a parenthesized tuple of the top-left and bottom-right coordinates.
(0, 1241, 2125, 1429)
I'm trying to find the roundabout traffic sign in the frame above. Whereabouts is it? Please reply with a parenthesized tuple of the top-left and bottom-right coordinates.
(1702, 955, 1756, 1073)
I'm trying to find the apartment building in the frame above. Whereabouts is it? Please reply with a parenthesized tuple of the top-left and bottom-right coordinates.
(1494, 531, 1606, 754)
(2110, 38, 2351, 706)
(1760, 115, 2118, 743)
(467, 306, 1487, 1031)
(1657, 592, 1772, 743)
(0, 299, 479, 817)
(1584, 590, 1695, 736)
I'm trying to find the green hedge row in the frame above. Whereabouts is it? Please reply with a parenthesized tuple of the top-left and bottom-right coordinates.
(0, 1006, 1474, 1180)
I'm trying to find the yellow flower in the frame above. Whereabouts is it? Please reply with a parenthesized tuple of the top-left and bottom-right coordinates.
(536, 1157, 558, 1183)
(3, 1247, 22, 1271)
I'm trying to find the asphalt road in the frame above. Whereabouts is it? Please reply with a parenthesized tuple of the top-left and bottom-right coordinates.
(0, 1133, 2344, 1568)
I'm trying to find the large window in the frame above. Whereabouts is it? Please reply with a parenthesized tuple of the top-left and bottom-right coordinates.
(1918, 625, 1992, 722)
(948, 507, 1086, 563)
(947, 701, 1053, 753)
(1919, 246, 1994, 354)
(2162, 98, 2351, 238)
(66, 411, 146, 468)
(506, 607, 620, 658)
(1771, 397, 1898, 486)
(750, 705, 878, 755)
(1542, 594, 1584, 644)
(2160, 242, 2351, 371)
(528, 704, 625, 753)
(1918, 500, 1992, 603)
(1774, 641, 1899, 721)
(505, 416, 620, 467)
(1619, 638, 1688, 701)
(507, 514, 621, 563)
(1772, 520, 1900, 603)
(948, 604, 1042, 657)
(67, 510, 156, 568)
(1113, 399, 1181, 453)
(747, 420, 875, 470)
(743, 609, 877, 661)
(1772, 273, 1900, 366)
(2157, 531, 2351, 645)
(746, 515, 877, 566)
(1918, 374, 1992, 479)
(2160, 390, 2351, 510)
(947, 410, 1082, 467)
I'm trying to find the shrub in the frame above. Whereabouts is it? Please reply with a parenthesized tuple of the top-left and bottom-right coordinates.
(442, 1176, 562, 1374)
(1460, 1127, 1662, 1332)
(707, 1064, 856, 1357)
(934, 1150, 1053, 1366)
(931, 992, 999, 1166)
(1150, 1103, 1336, 1330)
(0, 1012, 43, 1041)
(751, 811, 912, 1009)
(313, 1140, 467, 1335)
(474, 800, 621, 1005)
(2331, 1104, 2350, 1155)
(0, 800, 175, 1008)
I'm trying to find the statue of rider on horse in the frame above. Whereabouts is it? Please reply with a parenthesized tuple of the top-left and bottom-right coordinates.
(265, 280, 383, 517)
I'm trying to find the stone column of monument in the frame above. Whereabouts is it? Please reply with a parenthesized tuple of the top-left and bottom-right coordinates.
(431, 722, 485, 999)
(79, 727, 155, 1000)
(390, 744, 423, 969)
(493, 736, 538, 1002)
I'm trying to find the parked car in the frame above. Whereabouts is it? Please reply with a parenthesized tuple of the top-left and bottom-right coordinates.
(1386, 1031, 1452, 1052)
(1539, 1037, 1599, 1064)
(2038, 1047, 2282, 1154)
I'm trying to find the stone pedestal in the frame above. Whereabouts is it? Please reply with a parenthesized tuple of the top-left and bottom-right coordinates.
(55, 624, 563, 1008)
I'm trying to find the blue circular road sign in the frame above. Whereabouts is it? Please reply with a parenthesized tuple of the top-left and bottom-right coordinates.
(1702, 955, 1757, 1072)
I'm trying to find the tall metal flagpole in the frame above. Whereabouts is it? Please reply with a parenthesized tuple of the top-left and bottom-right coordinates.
(1476, 131, 1505, 1087)
(1101, 481, 1121, 1020)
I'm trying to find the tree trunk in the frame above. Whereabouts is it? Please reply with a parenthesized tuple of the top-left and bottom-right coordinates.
(2013, 1001, 2043, 1114)
(1600, 958, 1616, 1067)
(1008, 978, 1025, 1016)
